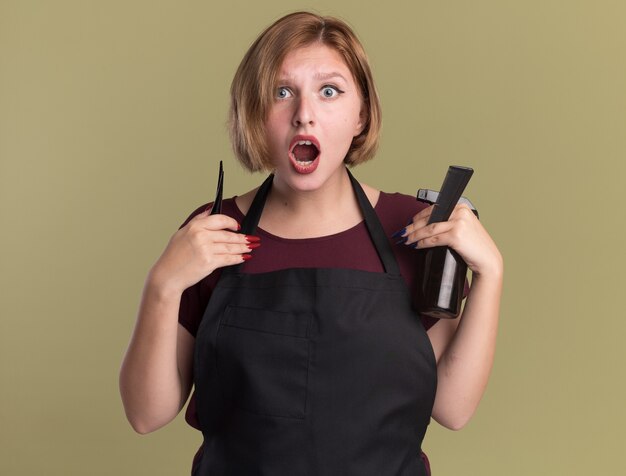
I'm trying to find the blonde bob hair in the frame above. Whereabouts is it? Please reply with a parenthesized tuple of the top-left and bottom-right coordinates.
(229, 11, 382, 172)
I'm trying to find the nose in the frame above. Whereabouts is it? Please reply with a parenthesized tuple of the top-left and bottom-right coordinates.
(292, 96, 315, 127)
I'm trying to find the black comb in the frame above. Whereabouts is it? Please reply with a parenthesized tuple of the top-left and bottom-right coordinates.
(209, 160, 224, 215)
(427, 166, 474, 225)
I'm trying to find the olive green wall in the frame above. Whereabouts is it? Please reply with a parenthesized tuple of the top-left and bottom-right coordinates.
(1, 1, 624, 474)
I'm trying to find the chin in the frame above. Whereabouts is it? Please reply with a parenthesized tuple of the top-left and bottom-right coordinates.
(284, 174, 327, 192)
(273, 159, 347, 193)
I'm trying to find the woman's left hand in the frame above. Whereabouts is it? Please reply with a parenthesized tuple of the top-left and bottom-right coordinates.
(402, 204, 503, 277)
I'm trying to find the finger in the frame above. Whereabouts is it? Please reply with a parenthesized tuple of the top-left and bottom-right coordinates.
(392, 205, 434, 241)
(210, 242, 258, 255)
(406, 221, 455, 246)
(416, 203, 435, 218)
(210, 230, 260, 245)
(449, 203, 477, 222)
(192, 213, 240, 232)
(406, 205, 434, 226)
(406, 214, 432, 235)
(406, 204, 472, 241)
(412, 230, 453, 249)
(214, 253, 253, 268)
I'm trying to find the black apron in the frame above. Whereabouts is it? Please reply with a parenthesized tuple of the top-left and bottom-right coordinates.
(193, 170, 437, 476)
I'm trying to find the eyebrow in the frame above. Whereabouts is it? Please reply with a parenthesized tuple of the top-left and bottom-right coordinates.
(277, 72, 349, 83)
(314, 72, 348, 82)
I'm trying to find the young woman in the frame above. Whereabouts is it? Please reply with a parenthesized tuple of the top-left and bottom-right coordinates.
(119, 11, 503, 476)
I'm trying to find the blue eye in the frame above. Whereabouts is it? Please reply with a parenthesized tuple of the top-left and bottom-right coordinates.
(321, 86, 339, 98)
(276, 87, 292, 99)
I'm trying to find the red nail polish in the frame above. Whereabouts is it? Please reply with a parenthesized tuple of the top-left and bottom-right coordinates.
(237, 223, 241, 231)
(245, 235, 261, 243)
(247, 243, 261, 250)
(242, 254, 253, 261)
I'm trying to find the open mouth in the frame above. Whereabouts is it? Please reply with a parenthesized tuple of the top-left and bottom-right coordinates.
(289, 137, 320, 174)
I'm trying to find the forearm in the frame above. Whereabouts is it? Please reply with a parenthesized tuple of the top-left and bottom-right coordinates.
(119, 274, 186, 434)
(431, 268, 503, 430)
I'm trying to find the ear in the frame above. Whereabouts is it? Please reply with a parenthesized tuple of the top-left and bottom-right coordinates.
(354, 105, 367, 136)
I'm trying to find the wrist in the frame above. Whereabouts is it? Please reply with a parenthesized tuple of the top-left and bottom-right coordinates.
(146, 266, 185, 301)
(471, 266, 503, 288)
(471, 253, 504, 282)
(472, 262, 504, 284)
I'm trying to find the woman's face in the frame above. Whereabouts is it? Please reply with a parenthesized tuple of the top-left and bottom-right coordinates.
(265, 43, 364, 193)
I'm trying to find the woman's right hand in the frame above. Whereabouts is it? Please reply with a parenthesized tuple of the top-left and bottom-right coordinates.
(149, 210, 258, 295)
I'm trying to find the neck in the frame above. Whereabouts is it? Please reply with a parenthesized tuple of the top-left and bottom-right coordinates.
(270, 167, 352, 214)
(261, 167, 362, 238)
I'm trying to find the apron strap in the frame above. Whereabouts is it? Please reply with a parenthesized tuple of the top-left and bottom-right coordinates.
(346, 168, 401, 276)
(221, 174, 274, 277)
(240, 173, 274, 236)
(226, 168, 401, 276)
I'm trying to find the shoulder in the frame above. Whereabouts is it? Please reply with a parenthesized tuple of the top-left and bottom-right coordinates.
(358, 183, 426, 216)
(377, 190, 427, 213)
(359, 182, 381, 209)
(374, 191, 428, 231)
(233, 187, 260, 217)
